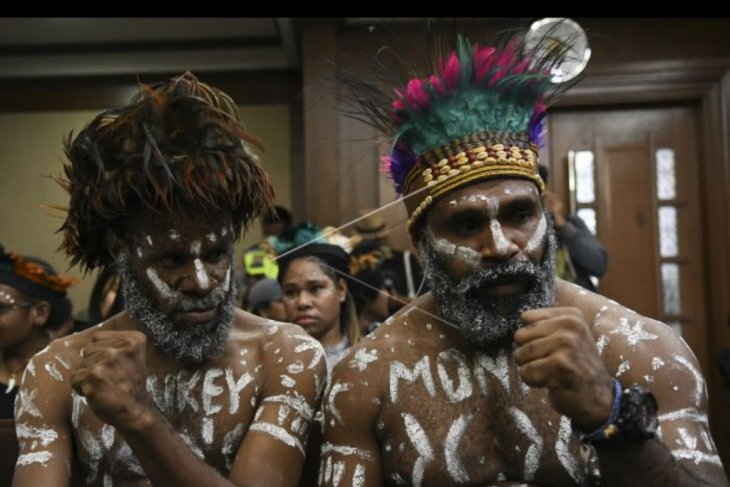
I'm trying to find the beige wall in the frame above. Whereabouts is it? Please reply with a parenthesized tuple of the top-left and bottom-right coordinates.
(0, 104, 290, 319)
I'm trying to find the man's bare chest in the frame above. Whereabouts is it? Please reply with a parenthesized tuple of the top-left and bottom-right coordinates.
(71, 364, 262, 485)
(377, 348, 586, 486)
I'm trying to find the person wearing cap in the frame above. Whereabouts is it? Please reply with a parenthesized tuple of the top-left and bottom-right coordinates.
(352, 209, 426, 313)
(0, 245, 77, 418)
(318, 31, 727, 486)
(12, 73, 326, 487)
(247, 278, 287, 322)
(277, 243, 360, 371)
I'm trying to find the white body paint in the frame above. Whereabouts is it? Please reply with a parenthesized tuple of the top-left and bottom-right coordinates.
(16, 451, 53, 467)
(169, 229, 180, 240)
(444, 414, 472, 483)
(436, 349, 473, 403)
(609, 317, 659, 346)
(402, 413, 434, 487)
(281, 375, 296, 388)
(44, 362, 63, 382)
(327, 383, 350, 425)
(509, 408, 542, 481)
(349, 348, 379, 372)
(389, 357, 436, 403)
(248, 422, 304, 455)
(352, 463, 366, 487)
(202, 368, 224, 415)
(555, 416, 581, 483)
(674, 354, 706, 407)
(15, 423, 58, 447)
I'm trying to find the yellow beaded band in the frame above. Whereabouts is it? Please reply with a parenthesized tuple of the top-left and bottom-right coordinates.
(403, 132, 544, 232)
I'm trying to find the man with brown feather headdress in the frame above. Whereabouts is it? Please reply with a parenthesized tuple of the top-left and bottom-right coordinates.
(12, 72, 327, 487)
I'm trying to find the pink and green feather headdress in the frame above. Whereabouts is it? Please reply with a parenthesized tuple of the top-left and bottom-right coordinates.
(343, 32, 576, 232)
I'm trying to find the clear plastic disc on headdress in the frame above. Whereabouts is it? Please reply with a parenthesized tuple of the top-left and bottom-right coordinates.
(525, 18, 591, 84)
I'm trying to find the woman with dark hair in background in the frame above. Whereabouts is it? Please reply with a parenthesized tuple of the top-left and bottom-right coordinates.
(348, 239, 394, 336)
(277, 243, 359, 371)
(0, 244, 77, 418)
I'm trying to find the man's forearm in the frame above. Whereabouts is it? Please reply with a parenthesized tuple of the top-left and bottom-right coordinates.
(117, 408, 236, 487)
(596, 438, 727, 487)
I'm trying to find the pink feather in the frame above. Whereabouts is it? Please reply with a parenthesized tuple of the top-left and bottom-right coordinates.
(473, 46, 497, 82)
(442, 52, 461, 89)
(429, 75, 447, 96)
(406, 79, 430, 111)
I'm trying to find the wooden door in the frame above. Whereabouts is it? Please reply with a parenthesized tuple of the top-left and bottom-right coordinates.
(545, 105, 709, 378)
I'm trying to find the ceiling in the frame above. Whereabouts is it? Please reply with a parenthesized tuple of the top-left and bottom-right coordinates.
(0, 18, 300, 79)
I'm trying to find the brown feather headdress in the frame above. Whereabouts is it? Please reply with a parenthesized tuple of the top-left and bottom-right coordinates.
(59, 72, 275, 272)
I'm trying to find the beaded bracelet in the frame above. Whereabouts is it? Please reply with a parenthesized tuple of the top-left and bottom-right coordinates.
(572, 378, 623, 443)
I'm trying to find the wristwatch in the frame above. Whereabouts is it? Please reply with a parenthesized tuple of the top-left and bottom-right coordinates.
(573, 381, 659, 445)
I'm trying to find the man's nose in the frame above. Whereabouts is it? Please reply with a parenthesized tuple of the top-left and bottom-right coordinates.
(180, 259, 216, 295)
(479, 220, 520, 262)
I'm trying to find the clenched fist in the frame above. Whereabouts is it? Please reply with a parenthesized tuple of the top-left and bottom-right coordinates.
(70, 330, 155, 431)
(513, 307, 615, 431)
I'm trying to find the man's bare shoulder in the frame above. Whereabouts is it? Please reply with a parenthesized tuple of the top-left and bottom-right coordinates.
(24, 312, 136, 379)
(332, 294, 456, 388)
(556, 280, 696, 383)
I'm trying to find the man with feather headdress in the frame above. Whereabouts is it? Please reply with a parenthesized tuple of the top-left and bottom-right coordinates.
(318, 28, 728, 487)
(12, 72, 327, 487)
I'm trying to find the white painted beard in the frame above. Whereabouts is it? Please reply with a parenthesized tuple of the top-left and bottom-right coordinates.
(418, 221, 557, 348)
(117, 248, 236, 365)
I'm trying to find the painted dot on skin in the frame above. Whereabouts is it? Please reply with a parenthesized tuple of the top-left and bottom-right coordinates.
(145, 235, 153, 246)
(426, 323, 432, 330)
(169, 229, 180, 240)
(439, 334, 446, 340)
(206, 232, 217, 243)
(673, 385, 679, 391)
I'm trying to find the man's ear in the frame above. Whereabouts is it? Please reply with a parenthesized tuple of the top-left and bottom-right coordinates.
(105, 230, 124, 260)
(30, 301, 51, 328)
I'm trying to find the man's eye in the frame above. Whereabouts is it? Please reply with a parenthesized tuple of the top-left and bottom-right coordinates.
(205, 249, 226, 263)
(160, 255, 187, 267)
(454, 219, 481, 235)
(514, 210, 532, 224)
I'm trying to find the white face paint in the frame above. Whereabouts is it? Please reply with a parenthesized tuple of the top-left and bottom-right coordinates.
(389, 357, 436, 403)
(169, 229, 180, 240)
(145, 268, 176, 301)
(136, 247, 143, 258)
(206, 232, 217, 243)
(523, 212, 547, 254)
(193, 258, 209, 290)
(444, 414, 473, 482)
(145, 235, 153, 246)
(429, 233, 481, 268)
(222, 266, 231, 292)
